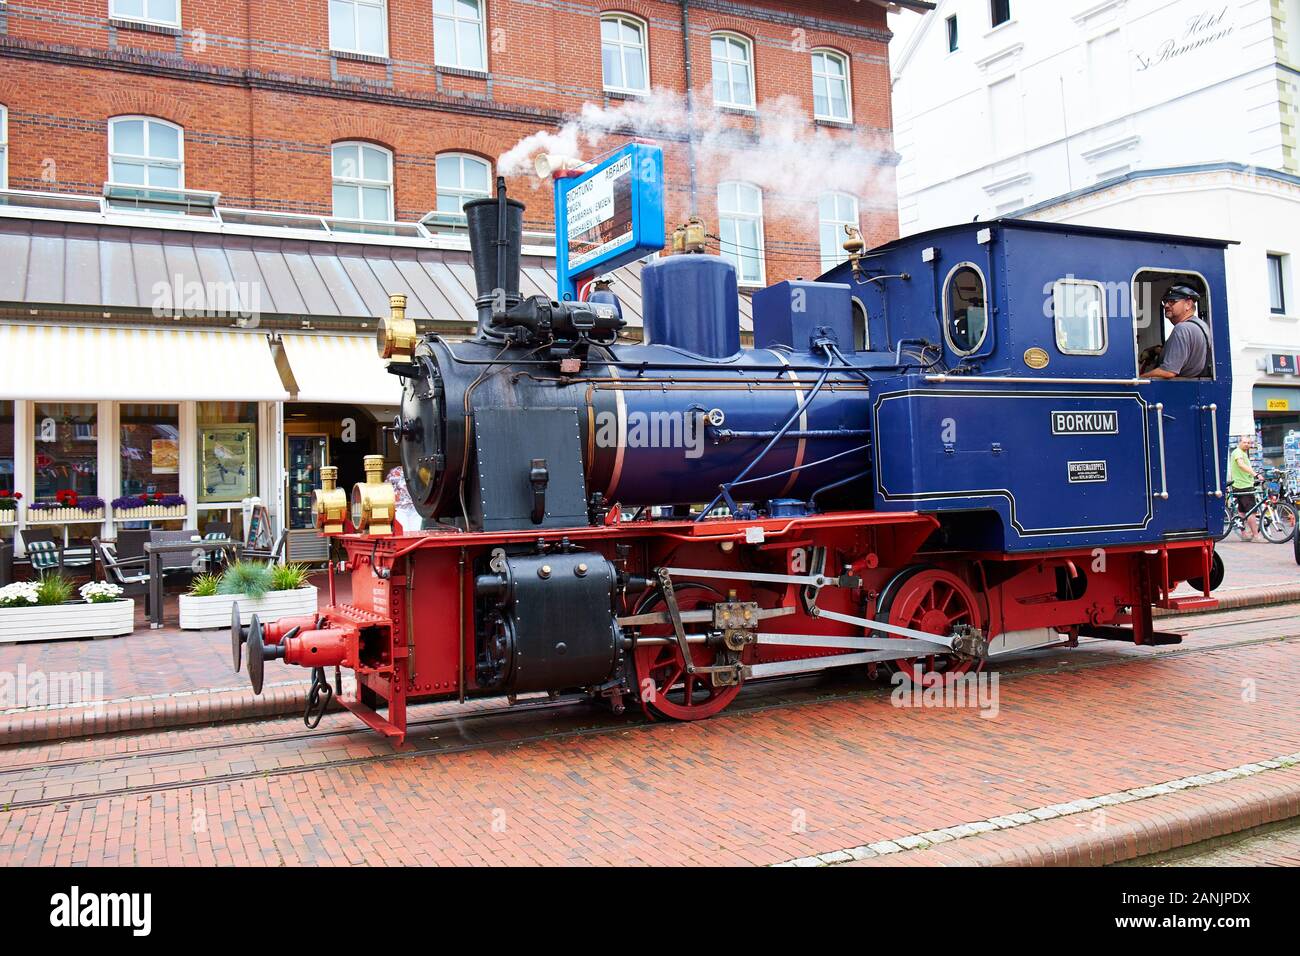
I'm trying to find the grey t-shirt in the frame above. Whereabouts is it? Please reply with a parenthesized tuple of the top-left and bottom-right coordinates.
(1159, 316, 1211, 377)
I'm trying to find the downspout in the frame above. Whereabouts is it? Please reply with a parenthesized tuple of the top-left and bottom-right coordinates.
(680, 0, 698, 210)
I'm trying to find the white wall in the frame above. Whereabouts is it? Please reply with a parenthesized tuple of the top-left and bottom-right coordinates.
(892, 0, 1289, 232)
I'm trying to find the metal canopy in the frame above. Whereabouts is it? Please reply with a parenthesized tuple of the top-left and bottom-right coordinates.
(0, 216, 753, 332)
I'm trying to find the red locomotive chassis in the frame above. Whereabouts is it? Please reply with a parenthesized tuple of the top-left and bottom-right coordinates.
(240, 510, 1217, 744)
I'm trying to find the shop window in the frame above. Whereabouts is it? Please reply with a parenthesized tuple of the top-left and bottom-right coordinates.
(711, 32, 755, 110)
(197, 402, 257, 504)
(1053, 279, 1107, 354)
(332, 142, 393, 222)
(110, 0, 180, 27)
(120, 404, 180, 497)
(434, 0, 486, 71)
(0, 401, 13, 496)
(811, 49, 851, 122)
(717, 181, 766, 287)
(944, 263, 988, 355)
(109, 116, 184, 189)
(34, 403, 98, 499)
(601, 14, 649, 94)
(330, 0, 388, 57)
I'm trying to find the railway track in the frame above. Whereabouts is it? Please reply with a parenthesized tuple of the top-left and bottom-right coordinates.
(1, 607, 1296, 813)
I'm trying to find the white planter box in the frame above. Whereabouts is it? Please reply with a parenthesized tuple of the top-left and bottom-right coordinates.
(0, 599, 134, 643)
(112, 505, 188, 521)
(0, 511, 16, 528)
(178, 586, 318, 631)
(27, 506, 105, 525)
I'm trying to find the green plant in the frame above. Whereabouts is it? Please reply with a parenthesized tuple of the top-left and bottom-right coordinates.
(216, 561, 274, 599)
(269, 562, 310, 592)
(35, 573, 75, 607)
(189, 573, 221, 597)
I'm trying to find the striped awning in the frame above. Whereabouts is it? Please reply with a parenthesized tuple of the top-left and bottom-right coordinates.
(0, 324, 288, 401)
(278, 333, 401, 406)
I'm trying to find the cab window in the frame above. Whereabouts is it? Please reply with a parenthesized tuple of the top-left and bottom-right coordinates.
(944, 263, 987, 354)
(1132, 270, 1213, 379)
(1053, 279, 1106, 354)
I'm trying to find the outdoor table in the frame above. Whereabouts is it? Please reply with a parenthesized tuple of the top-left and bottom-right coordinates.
(144, 538, 240, 629)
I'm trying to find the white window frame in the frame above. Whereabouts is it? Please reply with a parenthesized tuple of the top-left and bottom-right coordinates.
(990, 0, 1012, 29)
(109, 0, 181, 28)
(710, 31, 755, 110)
(818, 191, 859, 271)
(1052, 278, 1108, 356)
(0, 106, 7, 191)
(330, 0, 389, 58)
(108, 116, 185, 189)
(600, 13, 649, 94)
(717, 181, 766, 288)
(942, 261, 989, 356)
(436, 152, 491, 214)
(1268, 253, 1289, 315)
(811, 48, 852, 123)
(331, 141, 394, 222)
(434, 0, 488, 71)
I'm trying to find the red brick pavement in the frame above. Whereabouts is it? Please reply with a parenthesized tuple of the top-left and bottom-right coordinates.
(0, 631, 1297, 866)
(1140, 818, 1300, 866)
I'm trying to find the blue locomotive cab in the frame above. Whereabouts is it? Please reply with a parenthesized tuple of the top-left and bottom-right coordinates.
(817, 220, 1233, 553)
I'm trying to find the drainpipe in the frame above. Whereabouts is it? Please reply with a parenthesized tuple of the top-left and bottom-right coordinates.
(680, 0, 698, 211)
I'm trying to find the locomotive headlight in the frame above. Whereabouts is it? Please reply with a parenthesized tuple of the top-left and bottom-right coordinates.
(311, 465, 349, 535)
(351, 454, 396, 535)
(377, 293, 418, 362)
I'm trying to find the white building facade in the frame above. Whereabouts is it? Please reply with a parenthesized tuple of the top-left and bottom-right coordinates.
(891, 0, 1300, 447)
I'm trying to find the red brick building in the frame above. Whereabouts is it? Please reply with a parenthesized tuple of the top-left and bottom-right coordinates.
(0, 0, 923, 283)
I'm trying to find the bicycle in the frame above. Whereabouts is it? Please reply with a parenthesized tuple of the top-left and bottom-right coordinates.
(1220, 481, 1298, 544)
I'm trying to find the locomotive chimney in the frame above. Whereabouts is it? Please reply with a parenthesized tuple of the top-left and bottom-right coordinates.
(463, 176, 524, 339)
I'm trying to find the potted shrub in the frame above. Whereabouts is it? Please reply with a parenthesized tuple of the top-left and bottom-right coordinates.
(111, 493, 188, 522)
(0, 490, 18, 527)
(177, 560, 317, 630)
(27, 490, 107, 525)
(0, 575, 133, 643)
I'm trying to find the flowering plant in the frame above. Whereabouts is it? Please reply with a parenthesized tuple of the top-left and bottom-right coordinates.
(0, 490, 20, 511)
(0, 582, 40, 609)
(29, 493, 106, 512)
(111, 493, 186, 510)
(79, 581, 124, 604)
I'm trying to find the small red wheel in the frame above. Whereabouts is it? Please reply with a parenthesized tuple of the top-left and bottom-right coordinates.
(876, 567, 983, 681)
(632, 587, 745, 721)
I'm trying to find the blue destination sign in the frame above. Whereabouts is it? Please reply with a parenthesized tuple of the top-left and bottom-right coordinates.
(554, 142, 665, 300)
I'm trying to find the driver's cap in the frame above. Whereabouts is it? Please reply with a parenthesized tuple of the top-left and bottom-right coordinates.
(1161, 284, 1200, 303)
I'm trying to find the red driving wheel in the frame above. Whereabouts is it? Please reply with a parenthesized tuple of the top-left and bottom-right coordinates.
(876, 567, 984, 681)
(632, 587, 746, 721)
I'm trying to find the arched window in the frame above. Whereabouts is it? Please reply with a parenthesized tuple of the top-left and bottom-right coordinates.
(436, 153, 491, 213)
(435, 0, 487, 71)
(108, 117, 184, 188)
(717, 181, 765, 287)
(110, 0, 180, 28)
(818, 192, 859, 270)
(332, 142, 393, 221)
(0, 106, 7, 191)
(943, 262, 988, 355)
(811, 48, 851, 122)
(711, 32, 754, 109)
(601, 14, 648, 93)
(329, 0, 388, 57)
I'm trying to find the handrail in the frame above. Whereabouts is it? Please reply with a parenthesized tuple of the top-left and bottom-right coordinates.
(1152, 402, 1169, 500)
(1203, 403, 1224, 498)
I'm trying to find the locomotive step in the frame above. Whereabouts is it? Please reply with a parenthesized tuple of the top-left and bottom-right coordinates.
(1078, 624, 1184, 646)
(1155, 595, 1220, 613)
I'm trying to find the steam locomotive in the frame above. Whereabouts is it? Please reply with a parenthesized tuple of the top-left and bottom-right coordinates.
(233, 179, 1232, 742)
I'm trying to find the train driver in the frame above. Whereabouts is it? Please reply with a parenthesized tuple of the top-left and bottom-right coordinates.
(1141, 285, 1212, 379)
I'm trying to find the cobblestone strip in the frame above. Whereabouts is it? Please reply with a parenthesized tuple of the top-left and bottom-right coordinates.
(774, 752, 1300, 867)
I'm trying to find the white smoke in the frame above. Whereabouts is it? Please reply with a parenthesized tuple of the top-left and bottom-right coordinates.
(498, 90, 893, 204)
